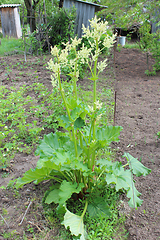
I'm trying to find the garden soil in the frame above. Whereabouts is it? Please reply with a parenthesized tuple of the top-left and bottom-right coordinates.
(0, 48, 160, 240)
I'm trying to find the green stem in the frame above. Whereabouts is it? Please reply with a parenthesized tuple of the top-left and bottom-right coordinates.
(81, 201, 88, 218)
(91, 38, 98, 170)
(58, 72, 71, 120)
(96, 170, 104, 185)
(59, 171, 72, 182)
(58, 71, 78, 157)
(93, 77, 97, 111)
(73, 49, 78, 101)
(71, 125, 78, 157)
(88, 121, 93, 143)
(50, 176, 63, 183)
(79, 130, 88, 146)
(73, 76, 77, 102)
(65, 171, 75, 182)
(91, 152, 95, 171)
(93, 80, 96, 140)
(123, 163, 129, 168)
(79, 130, 91, 167)
(79, 131, 83, 148)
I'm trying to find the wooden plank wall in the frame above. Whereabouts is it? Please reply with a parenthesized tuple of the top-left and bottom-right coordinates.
(1, 7, 17, 37)
(63, 0, 95, 38)
(151, 8, 160, 34)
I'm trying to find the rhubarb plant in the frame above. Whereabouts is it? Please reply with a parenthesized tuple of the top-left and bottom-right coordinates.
(15, 16, 151, 240)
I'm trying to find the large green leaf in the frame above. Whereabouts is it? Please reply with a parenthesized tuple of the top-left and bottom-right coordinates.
(35, 132, 82, 170)
(82, 126, 122, 156)
(45, 189, 60, 204)
(74, 117, 85, 129)
(55, 149, 72, 165)
(71, 107, 83, 121)
(35, 132, 81, 161)
(66, 96, 78, 110)
(45, 181, 84, 205)
(106, 166, 143, 208)
(96, 126, 123, 145)
(88, 197, 110, 218)
(59, 180, 84, 204)
(106, 167, 132, 191)
(58, 115, 71, 129)
(63, 208, 86, 240)
(63, 141, 82, 156)
(38, 158, 62, 170)
(61, 158, 90, 173)
(69, 159, 89, 172)
(35, 132, 59, 156)
(97, 158, 114, 170)
(15, 167, 52, 188)
(127, 186, 143, 208)
(123, 152, 151, 177)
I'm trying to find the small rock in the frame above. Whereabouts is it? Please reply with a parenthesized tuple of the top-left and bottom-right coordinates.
(2, 197, 9, 202)
(129, 227, 136, 236)
(5, 168, 9, 172)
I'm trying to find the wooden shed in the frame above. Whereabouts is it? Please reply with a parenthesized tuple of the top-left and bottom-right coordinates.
(63, 0, 107, 38)
(151, 8, 160, 34)
(0, 4, 22, 38)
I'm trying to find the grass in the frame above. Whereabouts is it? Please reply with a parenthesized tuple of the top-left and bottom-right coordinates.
(116, 41, 140, 52)
(0, 37, 22, 56)
(123, 41, 140, 49)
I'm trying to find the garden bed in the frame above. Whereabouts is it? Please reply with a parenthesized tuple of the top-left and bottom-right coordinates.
(0, 47, 160, 239)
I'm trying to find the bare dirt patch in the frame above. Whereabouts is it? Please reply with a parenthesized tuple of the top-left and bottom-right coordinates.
(114, 48, 160, 240)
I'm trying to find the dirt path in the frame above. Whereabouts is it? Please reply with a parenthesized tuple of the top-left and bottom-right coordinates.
(114, 48, 160, 240)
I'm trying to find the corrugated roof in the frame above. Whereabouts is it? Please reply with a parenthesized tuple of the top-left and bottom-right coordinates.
(73, 0, 107, 8)
(0, 4, 21, 8)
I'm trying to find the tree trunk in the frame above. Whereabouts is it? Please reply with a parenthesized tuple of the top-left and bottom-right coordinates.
(24, 0, 40, 33)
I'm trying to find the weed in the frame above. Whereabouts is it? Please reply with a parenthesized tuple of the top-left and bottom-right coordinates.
(1, 172, 10, 178)
(0, 81, 65, 167)
(1, 230, 18, 239)
(145, 69, 156, 76)
(124, 42, 140, 49)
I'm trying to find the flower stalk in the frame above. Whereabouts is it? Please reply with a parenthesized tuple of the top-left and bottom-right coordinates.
(48, 15, 115, 180)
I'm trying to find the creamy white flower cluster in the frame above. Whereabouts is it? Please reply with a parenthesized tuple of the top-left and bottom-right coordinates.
(48, 16, 115, 88)
(82, 16, 115, 73)
(82, 16, 115, 49)
(88, 100, 103, 123)
(88, 100, 103, 112)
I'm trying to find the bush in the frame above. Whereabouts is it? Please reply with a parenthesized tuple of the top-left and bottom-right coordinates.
(23, 6, 76, 54)
(47, 6, 76, 49)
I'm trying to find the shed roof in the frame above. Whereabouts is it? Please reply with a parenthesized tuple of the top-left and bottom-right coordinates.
(73, 0, 107, 8)
(0, 4, 21, 8)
